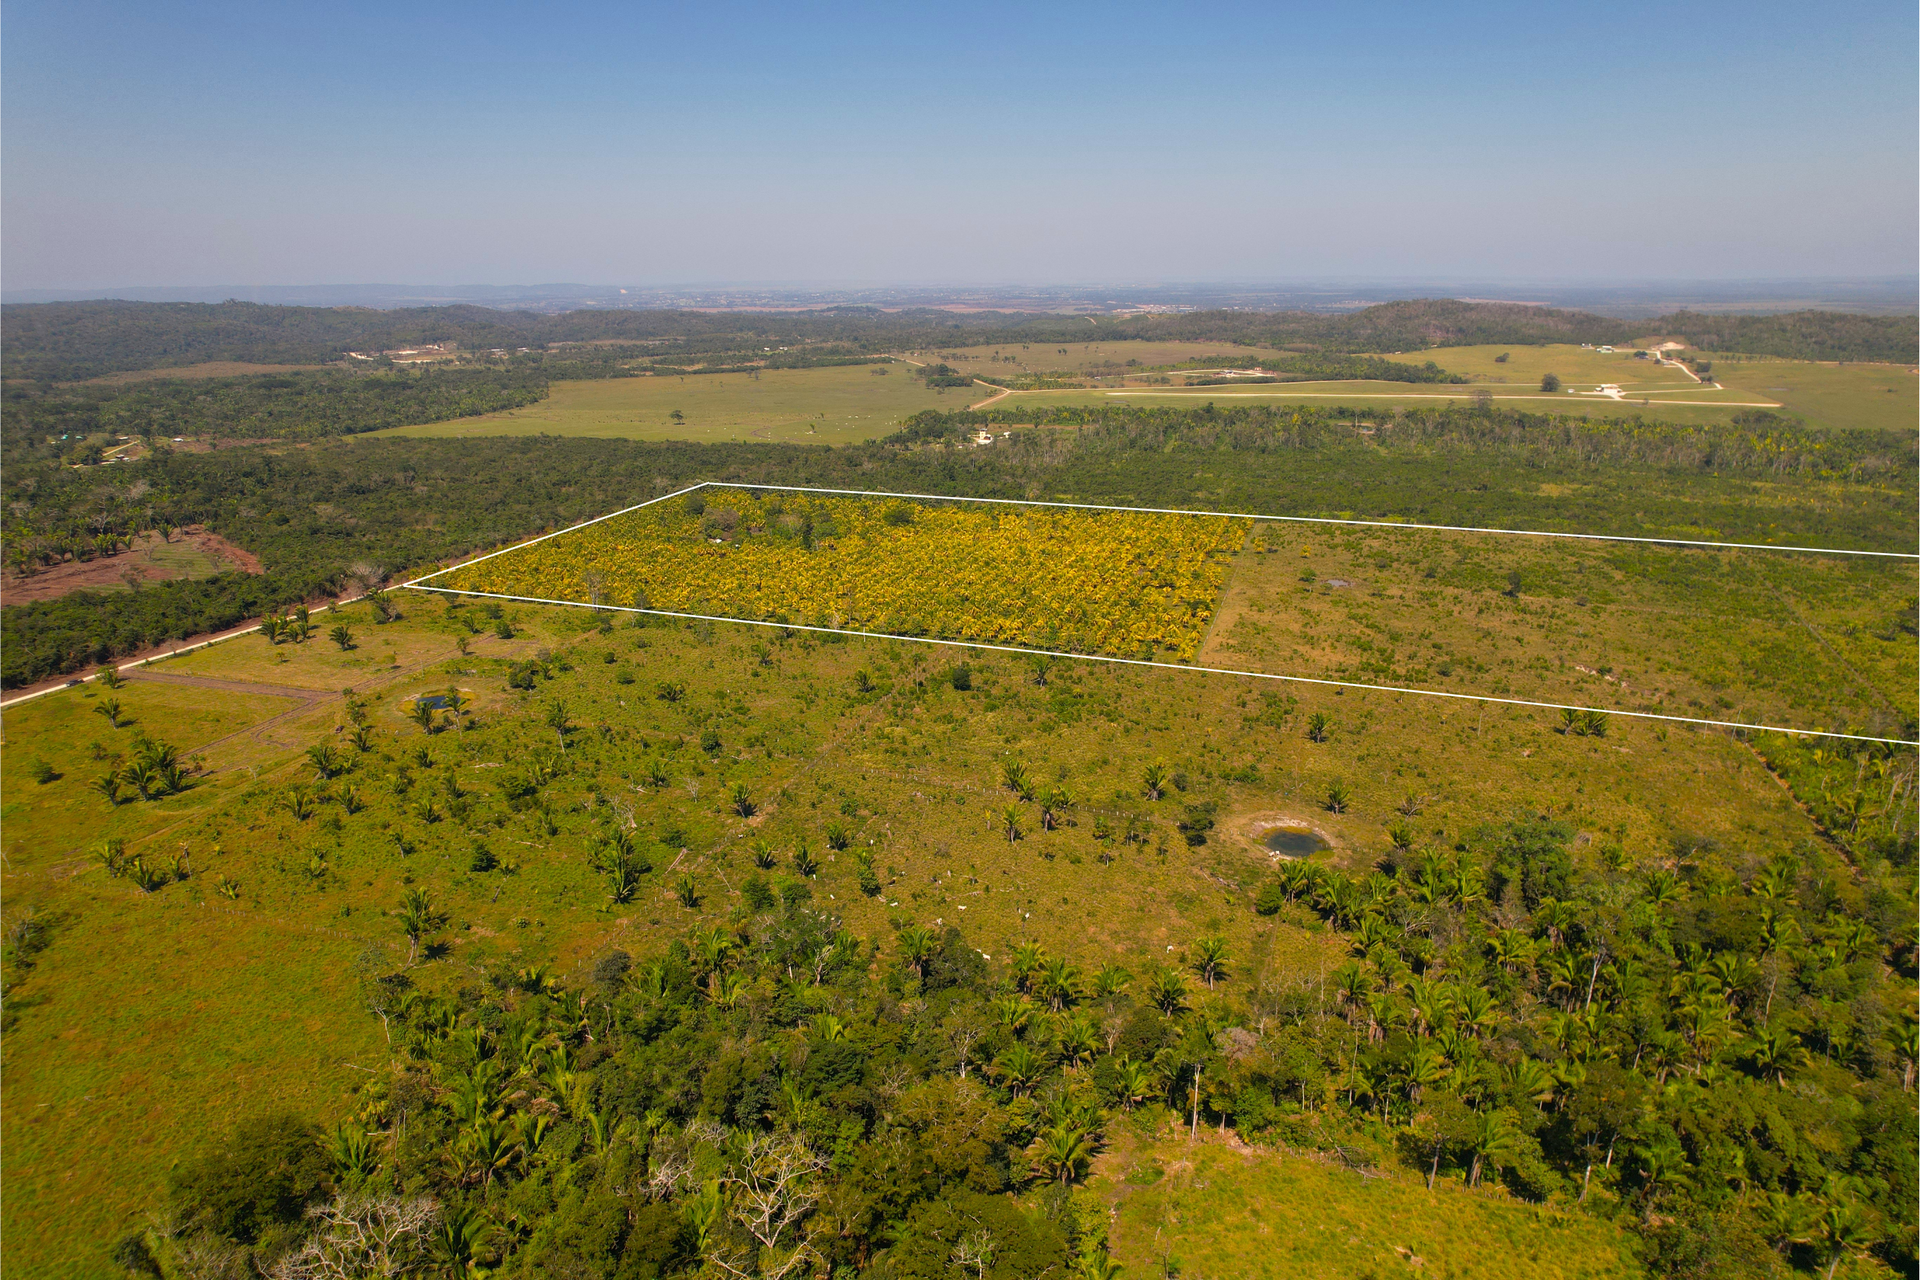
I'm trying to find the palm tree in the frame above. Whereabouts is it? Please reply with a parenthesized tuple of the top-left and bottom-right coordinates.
(92, 699, 124, 729)
(397, 887, 440, 965)
(410, 698, 437, 733)
(1039, 785, 1073, 831)
(675, 874, 700, 909)
(1190, 935, 1229, 989)
(428, 1201, 495, 1279)
(706, 971, 749, 1009)
(1467, 1110, 1518, 1187)
(329, 624, 355, 650)
(791, 840, 819, 877)
(1002, 760, 1034, 800)
(91, 772, 123, 807)
(1820, 1198, 1873, 1280)
(1141, 762, 1167, 800)
(1092, 963, 1130, 1000)
(1748, 1023, 1808, 1085)
(999, 804, 1023, 843)
(1036, 957, 1082, 1011)
(307, 744, 345, 780)
(1056, 1012, 1101, 1067)
(545, 700, 571, 747)
(991, 1043, 1048, 1096)
(1403, 1045, 1448, 1102)
(1112, 1057, 1157, 1110)
(750, 840, 777, 869)
(897, 926, 935, 980)
(730, 783, 755, 817)
(1307, 712, 1331, 742)
(1145, 965, 1188, 1015)
(1029, 1124, 1096, 1186)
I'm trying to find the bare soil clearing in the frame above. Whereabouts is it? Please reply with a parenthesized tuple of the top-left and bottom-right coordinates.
(1, 526, 262, 606)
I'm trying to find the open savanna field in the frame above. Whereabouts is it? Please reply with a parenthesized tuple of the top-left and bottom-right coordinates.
(1708, 357, 1919, 436)
(370, 363, 973, 446)
(5, 548, 1882, 1274)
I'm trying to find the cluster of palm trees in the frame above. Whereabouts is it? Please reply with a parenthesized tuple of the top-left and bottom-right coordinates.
(1248, 837, 1907, 1242)
(91, 733, 190, 807)
(260, 605, 315, 646)
(997, 760, 1075, 842)
(590, 829, 652, 904)
(92, 835, 188, 892)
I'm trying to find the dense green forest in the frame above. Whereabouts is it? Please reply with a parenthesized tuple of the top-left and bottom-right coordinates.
(5, 299, 1912, 381)
(126, 756, 1916, 1279)
(5, 400, 1914, 688)
(2, 366, 548, 457)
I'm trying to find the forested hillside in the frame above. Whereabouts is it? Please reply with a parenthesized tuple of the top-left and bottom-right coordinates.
(6, 299, 1912, 382)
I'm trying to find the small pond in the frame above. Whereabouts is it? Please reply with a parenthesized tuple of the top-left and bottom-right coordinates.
(1263, 827, 1328, 857)
(413, 694, 454, 710)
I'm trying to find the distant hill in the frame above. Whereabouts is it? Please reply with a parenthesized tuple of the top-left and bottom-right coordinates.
(4, 297, 1912, 382)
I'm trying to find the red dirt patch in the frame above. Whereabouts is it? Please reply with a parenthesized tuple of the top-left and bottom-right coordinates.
(1, 526, 263, 606)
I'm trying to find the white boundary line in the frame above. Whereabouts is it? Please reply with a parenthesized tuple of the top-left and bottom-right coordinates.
(400, 587, 1917, 747)
(701, 480, 1912, 560)
(403, 483, 710, 587)
(399, 481, 1917, 745)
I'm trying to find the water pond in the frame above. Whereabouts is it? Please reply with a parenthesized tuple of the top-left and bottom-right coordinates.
(1263, 827, 1328, 857)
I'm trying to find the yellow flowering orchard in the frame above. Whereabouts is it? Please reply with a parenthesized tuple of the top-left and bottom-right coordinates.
(443, 488, 1248, 661)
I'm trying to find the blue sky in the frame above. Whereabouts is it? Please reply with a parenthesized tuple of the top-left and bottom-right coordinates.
(4, 0, 1914, 289)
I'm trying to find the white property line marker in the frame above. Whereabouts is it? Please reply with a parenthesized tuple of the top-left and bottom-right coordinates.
(401, 482, 1918, 745)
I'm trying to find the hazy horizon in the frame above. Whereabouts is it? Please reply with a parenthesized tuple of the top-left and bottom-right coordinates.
(5, 1, 1915, 294)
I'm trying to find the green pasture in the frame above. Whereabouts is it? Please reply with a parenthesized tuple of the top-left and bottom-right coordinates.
(0, 569, 1849, 1272)
(1710, 357, 1917, 435)
(1209, 521, 1918, 740)
(370, 363, 969, 445)
(976, 384, 1768, 425)
(1100, 1132, 1642, 1279)
(1383, 343, 1702, 393)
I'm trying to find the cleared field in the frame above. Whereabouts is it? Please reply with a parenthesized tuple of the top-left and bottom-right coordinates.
(1, 584, 1849, 1272)
(1210, 520, 1917, 740)
(1710, 356, 1918, 434)
(370, 363, 967, 445)
(437, 488, 1247, 662)
(1099, 1132, 1641, 1279)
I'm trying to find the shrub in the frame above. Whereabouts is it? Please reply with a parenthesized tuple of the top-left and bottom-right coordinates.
(169, 1112, 329, 1244)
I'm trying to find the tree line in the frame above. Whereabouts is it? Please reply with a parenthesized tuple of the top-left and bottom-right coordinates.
(7, 299, 1910, 382)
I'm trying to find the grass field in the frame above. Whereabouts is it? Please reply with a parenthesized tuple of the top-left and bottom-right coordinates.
(371, 363, 971, 445)
(1097, 1129, 1643, 1279)
(1709, 357, 1917, 435)
(1, 557, 1852, 1272)
(1381, 344, 1704, 395)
